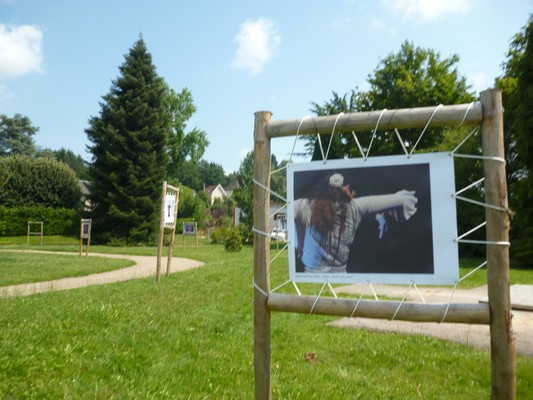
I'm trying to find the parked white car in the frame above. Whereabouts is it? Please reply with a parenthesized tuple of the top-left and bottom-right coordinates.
(271, 228, 287, 241)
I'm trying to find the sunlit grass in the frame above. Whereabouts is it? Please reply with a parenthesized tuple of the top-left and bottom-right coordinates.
(0, 237, 531, 398)
(0, 252, 134, 286)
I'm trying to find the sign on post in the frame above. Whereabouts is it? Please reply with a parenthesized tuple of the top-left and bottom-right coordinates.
(165, 194, 177, 225)
(79, 218, 92, 257)
(182, 221, 198, 248)
(156, 181, 180, 282)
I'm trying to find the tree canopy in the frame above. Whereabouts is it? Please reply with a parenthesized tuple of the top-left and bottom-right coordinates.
(0, 113, 38, 157)
(164, 85, 209, 187)
(86, 37, 169, 243)
(497, 15, 533, 262)
(305, 41, 476, 159)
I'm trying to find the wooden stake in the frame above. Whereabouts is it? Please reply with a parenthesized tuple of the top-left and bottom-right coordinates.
(253, 111, 272, 400)
(480, 89, 516, 400)
(156, 181, 167, 283)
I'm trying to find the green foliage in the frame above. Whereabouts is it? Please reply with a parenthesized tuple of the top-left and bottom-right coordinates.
(164, 85, 209, 188)
(51, 148, 89, 179)
(210, 226, 231, 244)
(209, 197, 235, 227)
(86, 38, 169, 244)
(0, 113, 38, 157)
(0, 155, 81, 209)
(0, 206, 79, 236)
(233, 152, 286, 235)
(497, 16, 533, 263)
(223, 227, 242, 252)
(237, 223, 253, 245)
(232, 151, 254, 228)
(306, 41, 475, 158)
(199, 160, 229, 187)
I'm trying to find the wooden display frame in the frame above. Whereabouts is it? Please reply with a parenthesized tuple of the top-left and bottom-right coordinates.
(253, 90, 515, 399)
(27, 221, 43, 246)
(156, 181, 180, 282)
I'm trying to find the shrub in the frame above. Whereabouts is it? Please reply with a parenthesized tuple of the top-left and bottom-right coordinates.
(0, 155, 81, 209)
(0, 206, 79, 236)
(210, 226, 230, 244)
(224, 228, 242, 252)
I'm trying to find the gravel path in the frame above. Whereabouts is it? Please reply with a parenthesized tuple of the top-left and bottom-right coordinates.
(330, 283, 533, 357)
(0, 250, 204, 298)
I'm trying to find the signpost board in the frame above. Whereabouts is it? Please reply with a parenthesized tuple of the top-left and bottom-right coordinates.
(182, 221, 198, 248)
(79, 218, 92, 257)
(156, 181, 180, 282)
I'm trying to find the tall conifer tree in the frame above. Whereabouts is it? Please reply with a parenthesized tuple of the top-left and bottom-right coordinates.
(86, 37, 169, 243)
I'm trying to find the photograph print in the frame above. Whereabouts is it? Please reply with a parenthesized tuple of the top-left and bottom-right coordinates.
(287, 152, 459, 285)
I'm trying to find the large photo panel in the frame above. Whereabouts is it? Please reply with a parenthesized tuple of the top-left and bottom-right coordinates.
(287, 152, 459, 284)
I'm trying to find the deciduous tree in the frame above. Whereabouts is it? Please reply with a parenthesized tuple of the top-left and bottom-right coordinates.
(0, 113, 38, 156)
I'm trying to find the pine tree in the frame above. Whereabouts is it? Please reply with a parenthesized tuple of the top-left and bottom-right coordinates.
(86, 37, 169, 243)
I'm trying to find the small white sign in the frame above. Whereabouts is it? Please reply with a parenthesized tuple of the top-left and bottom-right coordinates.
(164, 194, 176, 225)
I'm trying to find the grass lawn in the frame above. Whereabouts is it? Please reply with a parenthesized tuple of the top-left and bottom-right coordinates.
(0, 252, 135, 286)
(0, 236, 532, 398)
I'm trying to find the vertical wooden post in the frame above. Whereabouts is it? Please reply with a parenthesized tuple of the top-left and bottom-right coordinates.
(79, 219, 84, 257)
(480, 89, 516, 400)
(156, 181, 167, 283)
(166, 188, 179, 277)
(253, 111, 272, 400)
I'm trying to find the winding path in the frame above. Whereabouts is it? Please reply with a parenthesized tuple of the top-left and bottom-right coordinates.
(0, 250, 204, 298)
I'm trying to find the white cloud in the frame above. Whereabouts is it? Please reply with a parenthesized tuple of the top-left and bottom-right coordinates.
(383, 0, 472, 22)
(0, 24, 44, 79)
(232, 18, 281, 75)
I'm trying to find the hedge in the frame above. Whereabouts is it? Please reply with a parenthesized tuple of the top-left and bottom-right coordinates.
(0, 206, 79, 237)
(0, 155, 81, 209)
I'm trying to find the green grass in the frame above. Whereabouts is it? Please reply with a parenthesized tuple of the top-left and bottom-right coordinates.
(0, 252, 134, 286)
(0, 237, 532, 398)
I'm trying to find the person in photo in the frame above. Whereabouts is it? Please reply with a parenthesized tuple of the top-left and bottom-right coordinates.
(294, 172, 418, 273)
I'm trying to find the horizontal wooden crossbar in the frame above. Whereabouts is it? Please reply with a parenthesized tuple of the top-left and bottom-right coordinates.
(265, 103, 482, 138)
(267, 292, 490, 325)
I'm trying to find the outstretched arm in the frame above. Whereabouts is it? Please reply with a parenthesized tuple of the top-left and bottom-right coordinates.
(355, 190, 418, 221)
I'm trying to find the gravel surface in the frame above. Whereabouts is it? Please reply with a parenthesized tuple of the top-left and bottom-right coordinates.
(331, 283, 533, 357)
(0, 250, 204, 298)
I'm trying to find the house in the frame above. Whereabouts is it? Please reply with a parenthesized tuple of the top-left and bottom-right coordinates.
(223, 180, 238, 198)
(205, 184, 227, 205)
(79, 180, 92, 211)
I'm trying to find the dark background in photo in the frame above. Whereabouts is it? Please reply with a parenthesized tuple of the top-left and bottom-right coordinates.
(293, 162, 434, 274)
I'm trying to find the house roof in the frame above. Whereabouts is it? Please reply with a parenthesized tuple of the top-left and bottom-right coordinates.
(205, 184, 227, 196)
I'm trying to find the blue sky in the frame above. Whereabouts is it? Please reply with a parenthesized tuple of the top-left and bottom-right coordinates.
(0, 0, 531, 174)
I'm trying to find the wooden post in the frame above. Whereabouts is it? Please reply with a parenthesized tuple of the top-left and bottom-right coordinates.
(27, 221, 43, 246)
(166, 187, 180, 277)
(156, 181, 167, 283)
(253, 111, 272, 400)
(480, 89, 515, 400)
(79, 219, 92, 257)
